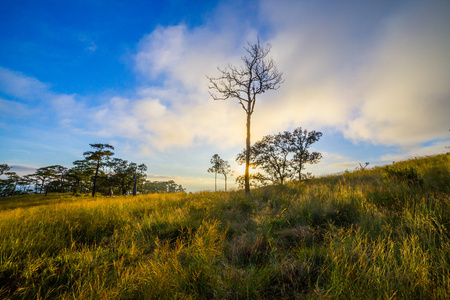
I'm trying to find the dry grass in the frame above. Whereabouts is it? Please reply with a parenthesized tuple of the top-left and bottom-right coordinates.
(0, 153, 449, 299)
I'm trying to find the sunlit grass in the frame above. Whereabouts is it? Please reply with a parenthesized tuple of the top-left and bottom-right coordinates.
(0, 153, 449, 298)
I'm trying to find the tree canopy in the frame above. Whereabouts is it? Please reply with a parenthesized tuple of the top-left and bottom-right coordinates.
(236, 127, 322, 186)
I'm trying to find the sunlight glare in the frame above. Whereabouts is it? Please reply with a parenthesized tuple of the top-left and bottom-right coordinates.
(238, 164, 257, 176)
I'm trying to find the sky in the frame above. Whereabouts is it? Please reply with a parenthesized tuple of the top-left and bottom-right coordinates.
(1, 0, 449, 192)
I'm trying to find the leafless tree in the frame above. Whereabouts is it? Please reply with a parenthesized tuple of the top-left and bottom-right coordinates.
(207, 38, 283, 195)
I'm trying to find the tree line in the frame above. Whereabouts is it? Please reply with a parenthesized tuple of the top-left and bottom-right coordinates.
(0, 143, 185, 197)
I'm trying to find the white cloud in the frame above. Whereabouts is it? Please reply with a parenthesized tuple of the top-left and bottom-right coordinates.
(0, 67, 50, 101)
(91, 0, 444, 156)
(307, 151, 361, 175)
(380, 140, 449, 163)
(343, 1, 450, 147)
(0, 98, 34, 118)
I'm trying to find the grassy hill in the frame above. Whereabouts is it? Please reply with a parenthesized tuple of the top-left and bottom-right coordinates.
(0, 154, 449, 299)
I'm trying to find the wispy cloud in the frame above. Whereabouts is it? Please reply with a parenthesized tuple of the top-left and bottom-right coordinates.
(78, 35, 97, 53)
(0, 67, 50, 101)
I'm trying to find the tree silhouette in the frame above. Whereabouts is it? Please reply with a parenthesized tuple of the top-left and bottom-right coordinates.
(3, 172, 20, 196)
(67, 160, 92, 195)
(220, 160, 231, 192)
(236, 132, 294, 185)
(208, 154, 222, 192)
(208, 39, 283, 195)
(0, 163, 10, 176)
(142, 180, 185, 193)
(83, 143, 114, 197)
(45, 165, 68, 192)
(34, 166, 56, 196)
(289, 128, 322, 181)
(109, 159, 147, 196)
(236, 128, 322, 185)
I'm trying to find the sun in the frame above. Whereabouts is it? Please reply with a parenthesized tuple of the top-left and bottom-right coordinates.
(238, 164, 257, 176)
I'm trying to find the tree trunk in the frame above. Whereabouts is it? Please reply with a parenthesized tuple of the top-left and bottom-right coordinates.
(214, 171, 217, 192)
(298, 160, 303, 181)
(73, 182, 79, 195)
(245, 111, 251, 195)
(224, 174, 227, 192)
(133, 172, 137, 196)
(11, 182, 17, 196)
(92, 162, 100, 197)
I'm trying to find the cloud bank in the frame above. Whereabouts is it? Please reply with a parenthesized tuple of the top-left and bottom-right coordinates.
(126, 0, 450, 153)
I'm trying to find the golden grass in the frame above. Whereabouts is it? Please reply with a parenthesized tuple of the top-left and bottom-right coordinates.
(0, 153, 449, 299)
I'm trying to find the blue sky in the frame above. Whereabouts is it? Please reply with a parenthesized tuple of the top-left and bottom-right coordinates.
(1, 0, 449, 191)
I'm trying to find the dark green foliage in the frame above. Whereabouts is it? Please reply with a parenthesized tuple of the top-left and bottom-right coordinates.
(141, 180, 185, 193)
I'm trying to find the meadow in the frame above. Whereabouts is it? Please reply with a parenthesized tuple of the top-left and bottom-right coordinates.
(0, 154, 449, 299)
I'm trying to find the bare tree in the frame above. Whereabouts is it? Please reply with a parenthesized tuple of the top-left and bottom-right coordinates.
(208, 39, 283, 195)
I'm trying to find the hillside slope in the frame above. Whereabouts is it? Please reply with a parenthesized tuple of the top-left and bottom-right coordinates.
(0, 154, 449, 299)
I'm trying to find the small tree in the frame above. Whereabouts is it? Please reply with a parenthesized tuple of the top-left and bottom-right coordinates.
(236, 132, 294, 185)
(109, 159, 147, 196)
(67, 160, 93, 194)
(289, 127, 322, 181)
(236, 127, 322, 185)
(208, 39, 283, 195)
(0, 164, 11, 196)
(208, 154, 223, 192)
(220, 160, 231, 192)
(45, 165, 68, 193)
(83, 143, 114, 197)
(131, 163, 147, 196)
(34, 166, 57, 196)
(3, 172, 20, 196)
